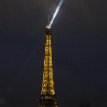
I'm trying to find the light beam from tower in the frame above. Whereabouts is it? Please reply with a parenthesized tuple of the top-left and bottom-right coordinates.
(47, 0, 64, 29)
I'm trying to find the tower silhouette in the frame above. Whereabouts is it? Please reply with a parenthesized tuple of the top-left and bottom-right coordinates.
(39, 26, 58, 107)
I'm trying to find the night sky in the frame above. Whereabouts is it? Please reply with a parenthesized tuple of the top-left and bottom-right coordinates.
(0, 0, 107, 107)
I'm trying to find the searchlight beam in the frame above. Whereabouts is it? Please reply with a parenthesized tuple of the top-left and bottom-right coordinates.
(46, 0, 64, 29)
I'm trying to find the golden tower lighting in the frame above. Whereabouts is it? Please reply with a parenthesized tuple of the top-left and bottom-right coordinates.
(39, 26, 58, 107)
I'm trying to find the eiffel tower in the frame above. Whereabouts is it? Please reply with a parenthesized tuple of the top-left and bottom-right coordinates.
(39, 26, 58, 107)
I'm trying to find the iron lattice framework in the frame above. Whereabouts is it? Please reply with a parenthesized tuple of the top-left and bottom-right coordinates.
(39, 27, 58, 107)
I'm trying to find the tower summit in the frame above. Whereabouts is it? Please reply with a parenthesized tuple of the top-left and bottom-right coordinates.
(39, 26, 58, 107)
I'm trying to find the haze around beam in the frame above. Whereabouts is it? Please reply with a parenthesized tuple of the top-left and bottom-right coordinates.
(46, 0, 64, 29)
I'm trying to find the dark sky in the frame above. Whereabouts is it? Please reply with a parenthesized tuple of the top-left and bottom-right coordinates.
(0, 0, 107, 107)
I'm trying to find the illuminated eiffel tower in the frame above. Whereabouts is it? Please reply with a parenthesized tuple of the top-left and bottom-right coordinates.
(39, 26, 58, 107)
